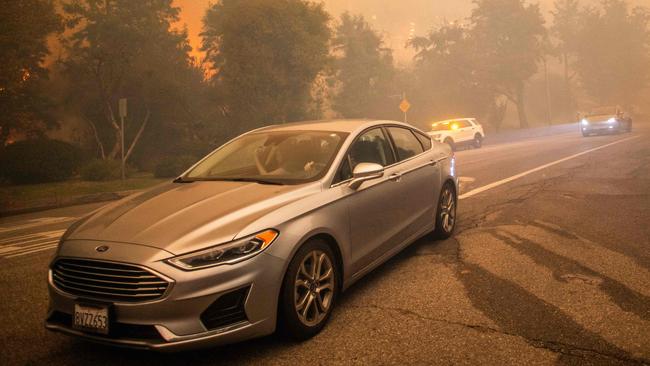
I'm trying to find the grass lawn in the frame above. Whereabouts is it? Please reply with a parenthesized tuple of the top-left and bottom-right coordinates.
(0, 174, 167, 211)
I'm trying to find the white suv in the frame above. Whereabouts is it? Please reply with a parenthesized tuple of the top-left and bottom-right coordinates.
(427, 118, 485, 150)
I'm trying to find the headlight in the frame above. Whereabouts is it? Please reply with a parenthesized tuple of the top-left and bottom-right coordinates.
(608, 117, 616, 123)
(581, 119, 589, 126)
(166, 229, 279, 270)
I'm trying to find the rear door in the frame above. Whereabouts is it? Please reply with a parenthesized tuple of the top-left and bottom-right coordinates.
(456, 119, 474, 142)
(385, 126, 439, 247)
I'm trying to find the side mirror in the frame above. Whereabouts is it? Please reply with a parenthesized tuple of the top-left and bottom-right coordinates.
(349, 163, 384, 190)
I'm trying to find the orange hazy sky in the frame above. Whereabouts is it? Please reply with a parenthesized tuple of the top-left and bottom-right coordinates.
(174, 0, 650, 63)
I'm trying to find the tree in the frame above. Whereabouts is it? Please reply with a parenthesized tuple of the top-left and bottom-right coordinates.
(409, 23, 496, 126)
(201, 0, 330, 132)
(0, 0, 61, 145)
(331, 12, 396, 119)
(470, 0, 546, 128)
(60, 0, 204, 165)
(574, 0, 650, 106)
(551, 0, 582, 101)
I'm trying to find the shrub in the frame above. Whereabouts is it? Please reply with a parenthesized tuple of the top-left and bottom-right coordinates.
(79, 159, 123, 181)
(154, 155, 197, 178)
(0, 139, 83, 184)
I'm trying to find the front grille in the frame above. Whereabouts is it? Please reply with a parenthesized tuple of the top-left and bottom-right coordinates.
(52, 259, 170, 303)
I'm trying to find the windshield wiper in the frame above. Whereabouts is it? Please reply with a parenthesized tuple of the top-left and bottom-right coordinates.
(222, 177, 285, 185)
(173, 177, 195, 184)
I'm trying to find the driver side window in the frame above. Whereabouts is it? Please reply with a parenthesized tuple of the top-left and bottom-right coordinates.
(335, 128, 395, 183)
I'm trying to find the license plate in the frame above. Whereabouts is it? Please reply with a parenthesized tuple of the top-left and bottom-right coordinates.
(73, 303, 109, 335)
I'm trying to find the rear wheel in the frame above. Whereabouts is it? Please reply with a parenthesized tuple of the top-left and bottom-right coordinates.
(433, 182, 457, 239)
(279, 239, 339, 340)
(473, 134, 483, 148)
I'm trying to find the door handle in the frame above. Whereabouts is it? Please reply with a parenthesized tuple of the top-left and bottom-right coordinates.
(389, 173, 402, 182)
(430, 160, 438, 166)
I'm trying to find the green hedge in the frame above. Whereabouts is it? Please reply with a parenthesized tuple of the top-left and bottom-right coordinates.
(0, 139, 84, 184)
(79, 159, 124, 181)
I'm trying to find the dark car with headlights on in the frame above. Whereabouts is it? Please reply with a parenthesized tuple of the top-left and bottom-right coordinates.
(580, 107, 633, 136)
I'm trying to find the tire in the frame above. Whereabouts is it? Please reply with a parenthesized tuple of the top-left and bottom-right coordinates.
(444, 138, 455, 152)
(279, 238, 339, 340)
(433, 182, 457, 239)
(473, 134, 483, 149)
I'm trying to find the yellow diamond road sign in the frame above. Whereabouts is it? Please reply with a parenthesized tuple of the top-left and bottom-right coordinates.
(399, 99, 411, 113)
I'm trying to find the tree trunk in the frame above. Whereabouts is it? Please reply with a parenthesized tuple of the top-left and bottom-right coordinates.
(563, 53, 574, 119)
(515, 83, 529, 129)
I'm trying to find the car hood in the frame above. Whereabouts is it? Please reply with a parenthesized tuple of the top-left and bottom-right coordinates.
(67, 181, 319, 255)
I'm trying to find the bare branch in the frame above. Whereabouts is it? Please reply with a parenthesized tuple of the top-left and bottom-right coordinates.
(124, 108, 151, 162)
(83, 117, 106, 159)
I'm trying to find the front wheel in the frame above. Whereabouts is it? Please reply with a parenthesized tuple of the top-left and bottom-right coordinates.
(279, 239, 339, 340)
(433, 183, 457, 239)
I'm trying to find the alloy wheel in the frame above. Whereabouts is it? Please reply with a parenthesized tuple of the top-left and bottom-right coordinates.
(439, 186, 456, 233)
(294, 250, 335, 327)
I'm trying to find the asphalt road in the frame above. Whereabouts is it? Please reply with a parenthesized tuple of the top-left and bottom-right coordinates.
(1, 124, 649, 365)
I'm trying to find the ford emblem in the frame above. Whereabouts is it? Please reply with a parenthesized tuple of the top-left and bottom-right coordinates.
(95, 245, 109, 253)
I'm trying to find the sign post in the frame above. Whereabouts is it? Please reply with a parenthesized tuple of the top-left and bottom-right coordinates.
(118, 98, 127, 181)
(399, 93, 411, 123)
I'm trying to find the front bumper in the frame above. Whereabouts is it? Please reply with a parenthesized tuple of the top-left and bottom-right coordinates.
(582, 122, 621, 134)
(45, 240, 287, 351)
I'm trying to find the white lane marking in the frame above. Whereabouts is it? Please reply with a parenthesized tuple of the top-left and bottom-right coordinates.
(1, 239, 59, 258)
(8, 239, 59, 252)
(0, 246, 21, 254)
(459, 135, 640, 200)
(458, 177, 476, 183)
(0, 229, 66, 247)
(5, 244, 58, 259)
(0, 217, 75, 234)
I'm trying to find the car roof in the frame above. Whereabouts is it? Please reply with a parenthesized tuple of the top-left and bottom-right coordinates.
(433, 118, 477, 124)
(254, 119, 417, 134)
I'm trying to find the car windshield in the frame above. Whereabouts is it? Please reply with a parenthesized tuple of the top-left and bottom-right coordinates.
(584, 114, 614, 122)
(184, 130, 347, 185)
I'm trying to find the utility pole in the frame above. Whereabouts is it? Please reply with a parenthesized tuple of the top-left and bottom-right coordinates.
(119, 98, 127, 181)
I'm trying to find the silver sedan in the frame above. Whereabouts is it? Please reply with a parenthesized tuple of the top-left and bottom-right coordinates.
(45, 119, 458, 350)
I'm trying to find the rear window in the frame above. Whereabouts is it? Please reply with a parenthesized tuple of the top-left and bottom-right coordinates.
(414, 131, 432, 150)
(387, 127, 424, 161)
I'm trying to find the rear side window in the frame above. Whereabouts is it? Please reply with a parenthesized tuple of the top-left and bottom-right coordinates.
(414, 131, 432, 150)
(458, 120, 472, 128)
(335, 128, 395, 183)
(387, 127, 424, 161)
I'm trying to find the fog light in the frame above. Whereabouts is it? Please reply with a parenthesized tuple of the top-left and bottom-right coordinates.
(201, 286, 250, 330)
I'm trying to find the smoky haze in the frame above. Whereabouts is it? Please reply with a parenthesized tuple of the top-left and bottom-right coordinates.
(175, 0, 650, 63)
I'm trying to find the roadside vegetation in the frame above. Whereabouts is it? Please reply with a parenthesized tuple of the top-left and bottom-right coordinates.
(1, 0, 649, 190)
